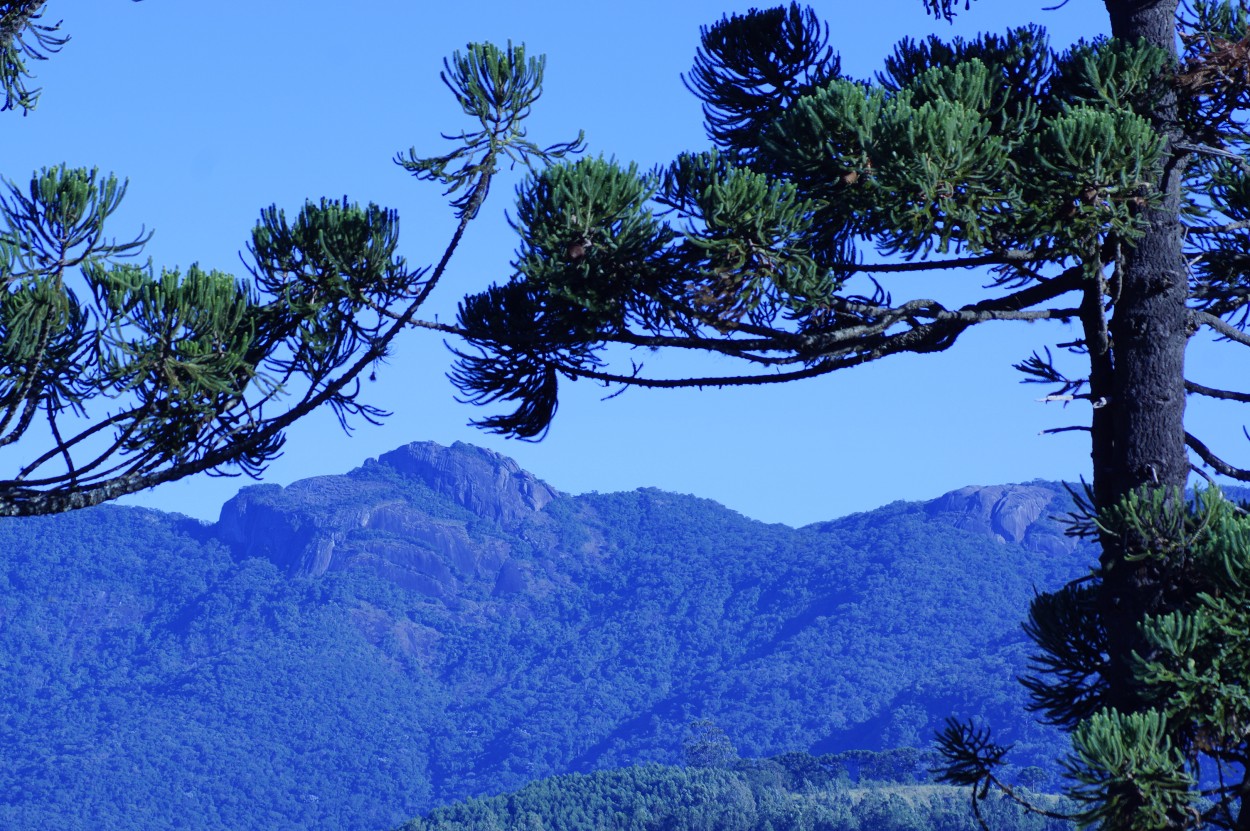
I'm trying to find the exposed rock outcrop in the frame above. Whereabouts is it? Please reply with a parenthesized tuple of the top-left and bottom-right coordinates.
(377, 441, 557, 530)
(924, 482, 1080, 556)
(213, 442, 556, 593)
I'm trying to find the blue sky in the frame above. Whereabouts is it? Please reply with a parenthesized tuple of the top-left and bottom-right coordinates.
(8, 1, 1244, 525)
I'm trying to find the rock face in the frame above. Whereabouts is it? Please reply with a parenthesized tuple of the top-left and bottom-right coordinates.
(377, 441, 557, 530)
(923, 482, 1081, 557)
(213, 441, 558, 594)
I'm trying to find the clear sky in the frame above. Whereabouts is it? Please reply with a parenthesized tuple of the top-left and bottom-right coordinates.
(7, 1, 1246, 526)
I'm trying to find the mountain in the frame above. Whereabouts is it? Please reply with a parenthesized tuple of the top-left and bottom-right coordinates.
(0, 441, 1096, 831)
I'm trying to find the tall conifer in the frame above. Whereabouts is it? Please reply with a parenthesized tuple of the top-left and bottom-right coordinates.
(449, 3, 1250, 827)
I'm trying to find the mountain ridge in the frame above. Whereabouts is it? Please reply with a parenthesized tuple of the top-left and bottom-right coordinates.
(0, 438, 1095, 831)
(216, 440, 1091, 587)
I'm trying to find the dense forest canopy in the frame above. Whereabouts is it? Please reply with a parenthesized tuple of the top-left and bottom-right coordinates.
(0, 441, 1090, 831)
(398, 757, 1075, 831)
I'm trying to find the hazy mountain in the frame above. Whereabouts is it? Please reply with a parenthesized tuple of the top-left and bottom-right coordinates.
(0, 441, 1096, 831)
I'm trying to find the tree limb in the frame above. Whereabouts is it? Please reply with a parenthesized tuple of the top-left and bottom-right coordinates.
(1186, 218, 1250, 235)
(1192, 309, 1250, 347)
(1186, 379, 1250, 403)
(1186, 431, 1250, 481)
(838, 249, 1043, 275)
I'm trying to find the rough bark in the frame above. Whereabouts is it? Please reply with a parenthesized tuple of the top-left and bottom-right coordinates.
(1097, 0, 1190, 714)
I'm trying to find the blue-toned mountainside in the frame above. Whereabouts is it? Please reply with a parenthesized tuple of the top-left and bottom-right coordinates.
(0, 441, 1096, 831)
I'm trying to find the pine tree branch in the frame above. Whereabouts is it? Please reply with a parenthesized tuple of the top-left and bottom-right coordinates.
(409, 172, 493, 311)
(1186, 431, 1250, 481)
(493, 266, 1085, 399)
(12, 408, 142, 484)
(1192, 288, 1250, 322)
(987, 774, 1081, 823)
(798, 265, 1083, 356)
(1186, 379, 1250, 403)
(555, 359, 843, 391)
(921, 0, 979, 22)
(1186, 218, 1250, 235)
(537, 304, 1079, 393)
(0, 236, 472, 515)
(0, 316, 52, 444)
(1177, 141, 1250, 176)
(1193, 309, 1250, 347)
(408, 318, 464, 336)
(0, 0, 66, 112)
(839, 249, 1042, 275)
(0, 1, 47, 53)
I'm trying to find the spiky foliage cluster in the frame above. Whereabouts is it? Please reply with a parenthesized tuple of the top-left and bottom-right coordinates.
(449, 5, 1192, 439)
(921, 0, 977, 23)
(395, 42, 583, 220)
(0, 1, 65, 113)
(684, 4, 841, 161)
(942, 488, 1250, 831)
(1, 41, 578, 514)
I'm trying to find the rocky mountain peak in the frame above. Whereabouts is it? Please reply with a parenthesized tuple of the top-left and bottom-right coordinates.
(212, 441, 560, 594)
(377, 441, 558, 529)
(923, 482, 1082, 557)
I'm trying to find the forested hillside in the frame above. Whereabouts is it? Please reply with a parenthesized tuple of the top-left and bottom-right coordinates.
(397, 754, 1072, 831)
(0, 441, 1095, 831)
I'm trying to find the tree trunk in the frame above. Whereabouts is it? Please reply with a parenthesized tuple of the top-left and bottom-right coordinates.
(1097, 0, 1190, 714)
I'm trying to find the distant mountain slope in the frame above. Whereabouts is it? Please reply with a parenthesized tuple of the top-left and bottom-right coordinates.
(0, 441, 1095, 831)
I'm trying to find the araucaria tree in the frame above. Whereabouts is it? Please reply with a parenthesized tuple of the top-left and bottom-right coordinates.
(447, 1, 1250, 828)
(0, 4, 580, 515)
